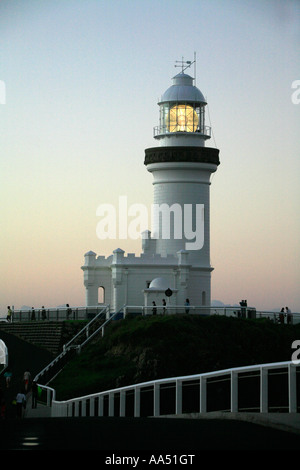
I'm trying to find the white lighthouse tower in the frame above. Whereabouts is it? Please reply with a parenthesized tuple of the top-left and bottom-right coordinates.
(144, 61, 220, 304)
(82, 60, 220, 311)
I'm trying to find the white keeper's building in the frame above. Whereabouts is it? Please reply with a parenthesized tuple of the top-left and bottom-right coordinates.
(82, 65, 220, 313)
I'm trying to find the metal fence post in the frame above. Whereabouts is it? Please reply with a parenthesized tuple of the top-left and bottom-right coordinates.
(134, 387, 140, 417)
(47, 389, 52, 406)
(98, 395, 103, 416)
(260, 367, 268, 413)
(109, 392, 114, 417)
(120, 390, 126, 417)
(90, 397, 95, 417)
(288, 363, 297, 413)
(153, 383, 160, 417)
(176, 380, 182, 415)
(231, 371, 238, 412)
(82, 399, 87, 417)
(200, 376, 207, 413)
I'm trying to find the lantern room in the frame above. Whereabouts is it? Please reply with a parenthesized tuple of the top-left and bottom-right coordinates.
(154, 71, 211, 147)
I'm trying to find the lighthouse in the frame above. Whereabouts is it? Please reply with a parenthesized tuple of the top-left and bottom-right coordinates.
(82, 60, 220, 311)
(144, 62, 220, 304)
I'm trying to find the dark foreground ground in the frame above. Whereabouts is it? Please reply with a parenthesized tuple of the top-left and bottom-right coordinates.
(1, 326, 299, 458)
(0, 416, 299, 455)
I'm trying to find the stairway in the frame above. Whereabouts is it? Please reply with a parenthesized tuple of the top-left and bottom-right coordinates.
(0, 321, 64, 355)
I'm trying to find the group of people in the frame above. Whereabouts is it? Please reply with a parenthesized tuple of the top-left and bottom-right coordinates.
(30, 307, 48, 321)
(7, 305, 47, 321)
(278, 306, 293, 324)
(6, 303, 73, 321)
(1, 368, 39, 419)
(151, 299, 167, 315)
(151, 298, 190, 315)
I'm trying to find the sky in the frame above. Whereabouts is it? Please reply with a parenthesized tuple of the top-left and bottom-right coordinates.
(1, 0, 299, 314)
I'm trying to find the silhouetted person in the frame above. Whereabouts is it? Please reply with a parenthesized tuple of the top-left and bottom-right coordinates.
(286, 306, 292, 324)
(66, 304, 72, 319)
(279, 308, 285, 324)
(31, 307, 36, 320)
(41, 306, 46, 320)
(6, 306, 12, 322)
(16, 391, 26, 418)
(31, 381, 38, 409)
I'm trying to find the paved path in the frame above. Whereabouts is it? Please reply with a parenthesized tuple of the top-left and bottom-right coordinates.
(1, 414, 300, 452)
(0, 329, 53, 419)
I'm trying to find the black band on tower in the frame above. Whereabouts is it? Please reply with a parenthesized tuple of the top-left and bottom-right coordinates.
(144, 146, 220, 166)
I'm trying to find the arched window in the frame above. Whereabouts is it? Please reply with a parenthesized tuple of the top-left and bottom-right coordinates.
(98, 286, 105, 304)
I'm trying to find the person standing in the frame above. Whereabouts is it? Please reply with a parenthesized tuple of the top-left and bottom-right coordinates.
(31, 381, 38, 409)
(66, 304, 72, 319)
(41, 306, 47, 320)
(6, 306, 12, 322)
(286, 307, 293, 324)
(279, 308, 285, 324)
(16, 391, 26, 418)
(31, 307, 36, 320)
(4, 369, 12, 388)
(23, 369, 31, 392)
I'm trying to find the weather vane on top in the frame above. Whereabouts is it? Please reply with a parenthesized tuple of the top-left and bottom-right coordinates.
(174, 52, 197, 82)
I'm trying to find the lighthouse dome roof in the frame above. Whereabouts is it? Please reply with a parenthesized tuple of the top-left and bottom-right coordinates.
(159, 72, 206, 104)
(149, 277, 169, 290)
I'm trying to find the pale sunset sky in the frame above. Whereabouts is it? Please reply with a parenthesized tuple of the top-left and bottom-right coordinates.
(1, 0, 299, 314)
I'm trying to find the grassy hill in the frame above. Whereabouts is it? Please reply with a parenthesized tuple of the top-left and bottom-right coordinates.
(51, 314, 300, 400)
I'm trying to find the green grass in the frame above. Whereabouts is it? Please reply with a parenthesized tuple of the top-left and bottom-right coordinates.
(51, 314, 300, 400)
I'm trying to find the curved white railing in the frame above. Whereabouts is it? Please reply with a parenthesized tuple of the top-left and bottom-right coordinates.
(48, 361, 299, 418)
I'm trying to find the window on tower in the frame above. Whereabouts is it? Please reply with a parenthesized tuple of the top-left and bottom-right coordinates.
(155, 102, 209, 138)
(167, 104, 199, 132)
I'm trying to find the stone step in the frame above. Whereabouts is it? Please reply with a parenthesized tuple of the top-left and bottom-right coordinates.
(0, 321, 65, 355)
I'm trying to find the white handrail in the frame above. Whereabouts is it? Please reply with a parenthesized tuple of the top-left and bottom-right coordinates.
(34, 305, 110, 383)
(50, 361, 298, 418)
(78, 308, 124, 350)
(63, 305, 110, 350)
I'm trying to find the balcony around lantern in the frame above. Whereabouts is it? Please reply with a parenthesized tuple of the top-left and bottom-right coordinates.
(153, 124, 211, 138)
